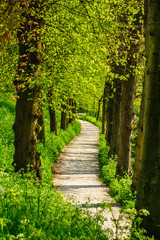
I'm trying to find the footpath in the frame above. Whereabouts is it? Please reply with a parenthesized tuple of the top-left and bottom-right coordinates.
(53, 120, 130, 238)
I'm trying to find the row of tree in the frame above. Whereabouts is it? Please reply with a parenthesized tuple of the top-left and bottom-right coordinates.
(1, 0, 160, 238)
(100, 0, 160, 238)
(1, 0, 106, 177)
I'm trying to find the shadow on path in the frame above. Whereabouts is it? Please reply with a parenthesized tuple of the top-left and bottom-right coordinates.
(53, 120, 130, 238)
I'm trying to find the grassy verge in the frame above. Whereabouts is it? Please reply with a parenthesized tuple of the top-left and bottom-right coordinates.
(0, 99, 108, 239)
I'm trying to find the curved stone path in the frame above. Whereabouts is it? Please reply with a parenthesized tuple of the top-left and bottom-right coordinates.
(53, 120, 130, 238)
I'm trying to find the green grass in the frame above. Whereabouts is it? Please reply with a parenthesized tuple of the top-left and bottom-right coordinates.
(0, 100, 15, 172)
(0, 97, 108, 239)
(79, 115, 155, 239)
(78, 115, 136, 209)
(0, 171, 107, 239)
(78, 115, 101, 129)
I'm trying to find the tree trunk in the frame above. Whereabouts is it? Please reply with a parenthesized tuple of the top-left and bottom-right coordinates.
(69, 99, 73, 124)
(38, 95, 45, 144)
(72, 100, 77, 122)
(102, 81, 110, 134)
(109, 79, 122, 156)
(47, 90, 58, 135)
(116, 75, 137, 176)
(66, 99, 69, 128)
(132, 80, 145, 190)
(136, 1, 160, 237)
(61, 102, 68, 130)
(116, 1, 142, 176)
(12, 1, 43, 179)
(96, 97, 102, 121)
(13, 87, 42, 179)
(106, 86, 113, 144)
(49, 106, 58, 135)
(69, 99, 77, 123)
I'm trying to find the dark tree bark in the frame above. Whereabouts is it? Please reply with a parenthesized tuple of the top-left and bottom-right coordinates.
(66, 99, 69, 128)
(69, 99, 73, 124)
(38, 94, 45, 144)
(13, 87, 42, 178)
(102, 94, 106, 134)
(116, 75, 137, 176)
(47, 90, 58, 135)
(68, 99, 77, 123)
(12, 1, 43, 179)
(49, 106, 58, 135)
(61, 107, 66, 130)
(105, 84, 113, 144)
(136, 0, 160, 237)
(102, 81, 110, 134)
(116, 1, 142, 176)
(132, 80, 145, 190)
(96, 97, 102, 121)
(72, 100, 77, 122)
(61, 99, 69, 130)
(109, 79, 122, 156)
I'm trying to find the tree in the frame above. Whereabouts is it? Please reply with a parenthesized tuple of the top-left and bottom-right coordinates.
(136, 0, 160, 237)
(104, 82, 113, 144)
(12, 0, 44, 178)
(61, 99, 69, 130)
(102, 81, 110, 134)
(96, 96, 102, 121)
(109, 78, 122, 156)
(116, 0, 143, 176)
(37, 91, 45, 144)
(132, 80, 145, 190)
(47, 89, 58, 135)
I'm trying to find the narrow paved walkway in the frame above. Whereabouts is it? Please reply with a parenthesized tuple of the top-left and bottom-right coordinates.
(53, 120, 130, 238)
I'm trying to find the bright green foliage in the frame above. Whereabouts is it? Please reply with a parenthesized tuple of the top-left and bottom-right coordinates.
(0, 0, 144, 114)
(0, 96, 108, 239)
(79, 115, 136, 209)
(38, 108, 81, 184)
(130, 209, 155, 240)
(98, 134, 110, 167)
(101, 159, 116, 185)
(0, 98, 15, 171)
(99, 133, 135, 209)
(109, 177, 135, 209)
(78, 115, 102, 129)
(0, 171, 107, 239)
(83, 115, 156, 238)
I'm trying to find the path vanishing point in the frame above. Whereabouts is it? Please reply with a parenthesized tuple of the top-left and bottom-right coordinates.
(53, 120, 130, 238)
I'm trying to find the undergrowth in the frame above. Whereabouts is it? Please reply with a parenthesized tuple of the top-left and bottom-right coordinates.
(0, 171, 107, 239)
(78, 115, 135, 209)
(0, 98, 108, 239)
(79, 115, 154, 240)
